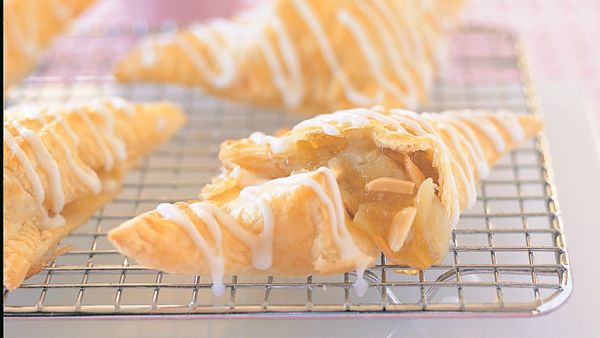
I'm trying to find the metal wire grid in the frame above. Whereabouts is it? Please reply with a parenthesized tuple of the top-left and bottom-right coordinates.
(3, 25, 571, 318)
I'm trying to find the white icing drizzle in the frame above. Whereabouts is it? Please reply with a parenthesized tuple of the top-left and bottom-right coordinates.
(495, 111, 525, 142)
(356, 1, 418, 107)
(155, 167, 371, 296)
(6, 4, 39, 58)
(90, 100, 128, 162)
(4, 100, 134, 227)
(456, 112, 506, 153)
(249, 132, 290, 153)
(12, 121, 65, 217)
(138, 0, 451, 109)
(156, 203, 226, 296)
(373, 0, 432, 85)
(6, 0, 80, 59)
(37, 114, 102, 194)
(439, 117, 490, 178)
(435, 122, 477, 208)
(337, 9, 407, 105)
(243, 108, 528, 225)
(75, 109, 115, 171)
(4, 128, 46, 205)
(179, 22, 236, 89)
(106, 97, 136, 117)
(258, 14, 304, 107)
(290, 0, 374, 105)
(52, 111, 80, 145)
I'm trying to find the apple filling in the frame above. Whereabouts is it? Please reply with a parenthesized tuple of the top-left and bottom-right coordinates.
(278, 135, 450, 265)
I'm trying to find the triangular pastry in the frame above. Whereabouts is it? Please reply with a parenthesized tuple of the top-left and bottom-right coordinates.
(108, 107, 542, 295)
(3, 97, 186, 290)
(114, 0, 466, 114)
(4, 0, 96, 89)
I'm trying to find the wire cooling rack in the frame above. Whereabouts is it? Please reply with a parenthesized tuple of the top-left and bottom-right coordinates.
(3, 25, 571, 318)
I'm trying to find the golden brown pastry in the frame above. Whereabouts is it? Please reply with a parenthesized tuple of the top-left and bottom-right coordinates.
(114, 0, 466, 114)
(3, 97, 186, 290)
(4, 0, 96, 89)
(108, 107, 542, 295)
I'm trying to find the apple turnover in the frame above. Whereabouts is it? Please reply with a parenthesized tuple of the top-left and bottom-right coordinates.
(108, 107, 542, 295)
(4, 0, 96, 89)
(3, 97, 186, 290)
(114, 0, 466, 114)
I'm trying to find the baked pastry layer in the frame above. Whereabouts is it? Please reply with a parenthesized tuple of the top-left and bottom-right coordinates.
(114, 0, 466, 114)
(4, 0, 96, 89)
(3, 98, 186, 290)
(108, 107, 542, 295)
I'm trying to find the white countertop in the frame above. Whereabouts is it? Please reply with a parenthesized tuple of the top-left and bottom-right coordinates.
(6, 83, 600, 338)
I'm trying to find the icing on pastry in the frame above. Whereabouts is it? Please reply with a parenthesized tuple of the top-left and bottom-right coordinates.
(355, 1, 418, 107)
(105, 97, 136, 117)
(4, 99, 135, 227)
(156, 167, 371, 296)
(179, 23, 236, 89)
(75, 108, 115, 171)
(11, 121, 66, 218)
(457, 112, 506, 153)
(337, 9, 407, 105)
(90, 100, 128, 162)
(40, 114, 102, 194)
(249, 132, 290, 153)
(156, 203, 226, 296)
(4, 128, 46, 208)
(289, 0, 375, 106)
(370, 0, 429, 81)
(247, 107, 526, 225)
(496, 110, 525, 141)
(6, 0, 80, 59)
(124, 0, 459, 109)
(6, 7, 39, 58)
(437, 116, 490, 178)
(258, 15, 304, 107)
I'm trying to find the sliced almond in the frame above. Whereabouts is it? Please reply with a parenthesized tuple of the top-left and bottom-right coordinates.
(404, 156, 426, 186)
(365, 177, 415, 194)
(388, 207, 417, 252)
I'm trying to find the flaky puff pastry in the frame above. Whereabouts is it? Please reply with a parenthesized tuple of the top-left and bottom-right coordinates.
(3, 98, 186, 290)
(4, 0, 96, 90)
(217, 107, 542, 267)
(108, 107, 541, 295)
(114, 0, 466, 114)
(109, 167, 378, 296)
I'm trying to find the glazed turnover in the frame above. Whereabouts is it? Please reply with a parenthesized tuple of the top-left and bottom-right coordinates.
(4, 0, 96, 89)
(114, 0, 466, 114)
(3, 98, 186, 290)
(108, 107, 542, 295)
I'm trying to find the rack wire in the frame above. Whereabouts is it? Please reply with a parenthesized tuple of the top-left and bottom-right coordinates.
(3, 25, 571, 318)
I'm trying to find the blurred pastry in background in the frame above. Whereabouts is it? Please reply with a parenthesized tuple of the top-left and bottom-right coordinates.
(3, 98, 186, 290)
(108, 106, 541, 296)
(4, 0, 96, 90)
(114, 0, 466, 114)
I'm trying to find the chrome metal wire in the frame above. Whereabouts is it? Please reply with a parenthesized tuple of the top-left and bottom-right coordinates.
(3, 25, 571, 318)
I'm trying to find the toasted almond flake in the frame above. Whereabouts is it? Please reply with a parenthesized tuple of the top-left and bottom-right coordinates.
(404, 156, 426, 186)
(388, 207, 417, 252)
(365, 177, 415, 194)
